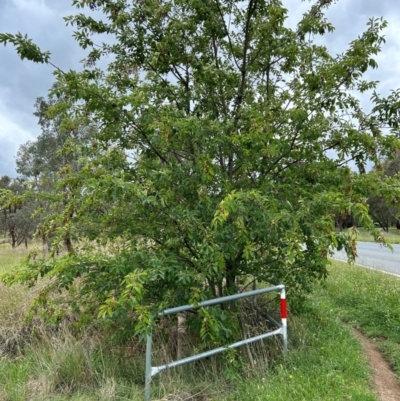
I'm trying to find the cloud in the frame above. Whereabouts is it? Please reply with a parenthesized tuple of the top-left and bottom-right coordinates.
(0, 95, 35, 177)
(0, 0, 83, 177)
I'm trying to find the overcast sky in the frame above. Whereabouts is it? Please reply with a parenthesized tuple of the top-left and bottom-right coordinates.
(0, 0, 399, 177)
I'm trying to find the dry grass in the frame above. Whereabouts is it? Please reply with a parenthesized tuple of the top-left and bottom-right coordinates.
(0, 243, 43, 367)
(0, 243, 34, 330)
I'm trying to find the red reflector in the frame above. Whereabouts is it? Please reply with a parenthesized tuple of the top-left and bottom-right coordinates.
(280, 298, 287, 319)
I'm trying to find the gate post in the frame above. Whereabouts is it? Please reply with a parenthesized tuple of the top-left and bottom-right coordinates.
(280, 287, 288, 352)
(145, 332, 152, 401)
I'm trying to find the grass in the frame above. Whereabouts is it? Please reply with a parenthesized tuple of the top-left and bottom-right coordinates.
(1, 244, 399, 400)
(1, 311, 377, 401)
(221, 313, 376, 401)
(0, 333, 146, 401)
(347, 226, 400, 244)
(315, 260, 400, 376)
(0, 243, 34, 331)
(0, 242, 30, 274)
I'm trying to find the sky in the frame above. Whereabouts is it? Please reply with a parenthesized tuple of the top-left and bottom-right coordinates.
(0, 0, 399, 177)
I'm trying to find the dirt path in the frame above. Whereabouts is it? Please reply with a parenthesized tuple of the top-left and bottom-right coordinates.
(353, 329, 400, 401)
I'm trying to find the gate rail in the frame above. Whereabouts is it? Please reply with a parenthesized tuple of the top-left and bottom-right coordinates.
(145, 284, 287, 400)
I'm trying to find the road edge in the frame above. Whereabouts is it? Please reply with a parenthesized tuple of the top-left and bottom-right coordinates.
(330, 258, 400, 279)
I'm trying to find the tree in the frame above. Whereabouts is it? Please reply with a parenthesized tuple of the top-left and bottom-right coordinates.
(15, 91, 95, 252)
(367, 195, 396, 231)
(2, 0, 400, 338)
(16, 91, 88, 181)
(367, 151, 400, 231)
(0, 176, 38, 247)
(334, 211, 357, 231)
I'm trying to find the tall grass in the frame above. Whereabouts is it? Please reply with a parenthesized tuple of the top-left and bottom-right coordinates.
(0, 330, 146, 401)
(0, 243, 34, 331)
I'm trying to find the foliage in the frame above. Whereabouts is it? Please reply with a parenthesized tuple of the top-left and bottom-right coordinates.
(0, 32, 50, 63)
(2, 0, 400, 337)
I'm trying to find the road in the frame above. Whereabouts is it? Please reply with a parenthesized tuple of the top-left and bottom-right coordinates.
(333, 241, 400, 277)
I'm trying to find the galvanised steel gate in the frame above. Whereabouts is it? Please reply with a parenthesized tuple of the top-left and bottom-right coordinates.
(145, 284, 288, 400)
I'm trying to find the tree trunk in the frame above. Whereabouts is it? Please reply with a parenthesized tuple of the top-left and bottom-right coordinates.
(383, 222, 389, 232)
(336, 217, 344, 231)
(65, 235, 74, 254)
(10, 228, 16, 248)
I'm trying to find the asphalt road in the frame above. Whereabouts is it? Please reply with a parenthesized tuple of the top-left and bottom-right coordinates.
(333, 241, 400, 277)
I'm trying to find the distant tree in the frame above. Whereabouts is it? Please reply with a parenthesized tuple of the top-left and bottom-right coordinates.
(367, 196, 395, 232)
(382, 151, 400, 177)
(16, 91, 95, 252)
(367, 151, 400, 231)
(334, 211, 356, 231)
(0, 176, 37, 247)
(17, 92, 84, 180)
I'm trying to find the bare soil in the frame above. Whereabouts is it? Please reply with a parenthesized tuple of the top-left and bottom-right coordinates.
(353, 329, 400, 401)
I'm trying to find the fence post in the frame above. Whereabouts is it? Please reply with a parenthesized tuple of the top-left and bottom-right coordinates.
(280, 287, 288, 352)
(145, 332, 152, 401)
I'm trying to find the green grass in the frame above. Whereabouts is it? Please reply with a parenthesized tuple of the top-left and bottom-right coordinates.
(222, 313, 376, 401)
(0, 242, 30, 274)
(2, 245, 399, 400)
(315, 260, 400, 376)
(349, 226, 400, 244)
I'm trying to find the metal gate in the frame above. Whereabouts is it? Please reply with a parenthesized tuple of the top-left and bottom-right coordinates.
(145, 284, 288, 400)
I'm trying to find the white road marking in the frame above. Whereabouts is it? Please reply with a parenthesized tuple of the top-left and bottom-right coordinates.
(330, 257, 400, 279)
